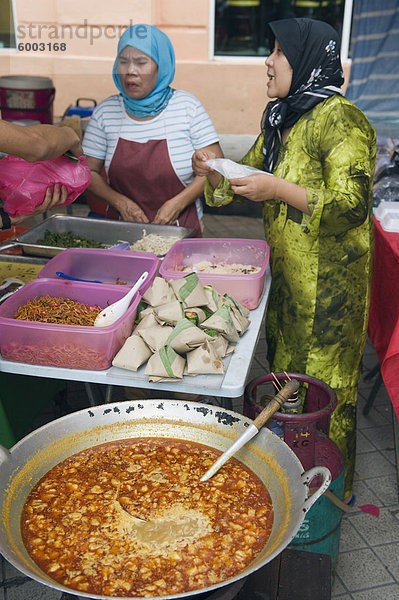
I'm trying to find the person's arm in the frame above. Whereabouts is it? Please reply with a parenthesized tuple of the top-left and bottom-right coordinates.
(84, 155, 149, 223)
(0, 184, 68, 229)
(229, 174, 310, 215)
(153, 142, 223, 225)
(0, 120, 83, 162)
(194, 134, 310, 214)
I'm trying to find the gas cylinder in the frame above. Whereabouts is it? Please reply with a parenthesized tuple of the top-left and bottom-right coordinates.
(244, 372, 345, 571)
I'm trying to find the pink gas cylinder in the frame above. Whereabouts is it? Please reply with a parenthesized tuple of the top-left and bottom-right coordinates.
(244, 372, 345, 571)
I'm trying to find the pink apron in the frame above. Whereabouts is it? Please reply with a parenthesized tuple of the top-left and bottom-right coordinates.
(107, 137, 202, 237)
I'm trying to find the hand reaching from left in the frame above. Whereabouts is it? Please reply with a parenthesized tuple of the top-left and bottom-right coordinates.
(11, 183, 68, 225)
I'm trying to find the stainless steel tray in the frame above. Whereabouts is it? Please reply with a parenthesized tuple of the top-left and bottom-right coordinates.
(0, 254, 47, 266)
(16, 215, 194, 258)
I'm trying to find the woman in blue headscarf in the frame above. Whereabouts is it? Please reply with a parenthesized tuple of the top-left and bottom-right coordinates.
(83, 24, 222, 235)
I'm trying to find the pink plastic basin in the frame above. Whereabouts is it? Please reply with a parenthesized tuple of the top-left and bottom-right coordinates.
(37, 248, 159, 290)
(159, 238, 270, 309)
(0, 279, 141, 370)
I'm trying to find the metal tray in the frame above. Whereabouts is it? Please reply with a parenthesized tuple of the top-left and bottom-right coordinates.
(16, 215, 194, 258)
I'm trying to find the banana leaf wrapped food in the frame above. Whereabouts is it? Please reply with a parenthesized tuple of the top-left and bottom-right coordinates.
(166, 318, 212, 354)
(138, 323, 174, 352)
(133, 311, 159, 334)
(145, 345, 185, 382)
(153, 300, 184, 326)
(185, 340, 225, 375)
(142, 276, 175, 307)
(169, 272, 208, 308)
(200, 304, 239, 343)
(112, 335, 152, 372)
(203, 285, 224, 313)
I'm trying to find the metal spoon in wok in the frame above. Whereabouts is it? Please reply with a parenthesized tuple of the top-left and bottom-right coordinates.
(200, 378, 300, 482)
(94, 271, 148, 327)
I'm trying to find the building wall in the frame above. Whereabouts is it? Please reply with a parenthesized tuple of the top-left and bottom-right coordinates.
(0, 0, 350, 135)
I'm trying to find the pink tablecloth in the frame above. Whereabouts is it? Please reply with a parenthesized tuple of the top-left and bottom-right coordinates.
(368, 217, 399, 419)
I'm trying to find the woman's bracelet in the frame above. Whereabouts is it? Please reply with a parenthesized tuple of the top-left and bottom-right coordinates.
(0, 207, 11, 230)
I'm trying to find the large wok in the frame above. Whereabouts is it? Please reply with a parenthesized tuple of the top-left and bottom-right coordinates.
(0, 399, 331, 600)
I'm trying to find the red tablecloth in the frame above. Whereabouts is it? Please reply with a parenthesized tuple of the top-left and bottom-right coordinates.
(368, 217, 399, 419)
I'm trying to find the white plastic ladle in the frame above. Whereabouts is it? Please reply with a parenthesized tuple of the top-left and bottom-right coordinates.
(94, 271, 149, 328)
(200, 378, 300, 482)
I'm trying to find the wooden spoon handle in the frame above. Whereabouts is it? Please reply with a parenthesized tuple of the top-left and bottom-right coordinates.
(253, 378, 300, 430)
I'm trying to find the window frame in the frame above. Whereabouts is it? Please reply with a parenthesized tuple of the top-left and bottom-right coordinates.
(0, 0, 17, 52)
(209, 0, 354, 63)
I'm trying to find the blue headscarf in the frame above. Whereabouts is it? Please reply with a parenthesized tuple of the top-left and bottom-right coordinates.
(112, 24, 175, 118)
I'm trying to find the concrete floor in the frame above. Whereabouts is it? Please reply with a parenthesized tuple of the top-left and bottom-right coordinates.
(0, 208, 398, 600)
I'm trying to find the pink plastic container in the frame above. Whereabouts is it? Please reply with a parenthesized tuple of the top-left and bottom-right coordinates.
(159, 238, 270, 309)
(0, 279, 141, 370)
(0, 76, 55, 124)
(37, 248, 159, 290)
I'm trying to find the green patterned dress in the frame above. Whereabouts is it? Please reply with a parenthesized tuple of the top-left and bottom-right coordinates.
(205, 95, 376, 497)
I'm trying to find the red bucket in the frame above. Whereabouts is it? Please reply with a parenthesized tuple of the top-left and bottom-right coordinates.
(0, 76, 55, 124)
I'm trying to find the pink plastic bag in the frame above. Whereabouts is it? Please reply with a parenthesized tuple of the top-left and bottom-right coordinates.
(0, 154, 91, 217)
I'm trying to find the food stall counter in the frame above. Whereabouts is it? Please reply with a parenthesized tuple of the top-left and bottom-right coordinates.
(0, 267, 271, 407)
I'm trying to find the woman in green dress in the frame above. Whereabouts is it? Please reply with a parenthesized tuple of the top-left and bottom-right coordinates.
(193, 18, 376, 502)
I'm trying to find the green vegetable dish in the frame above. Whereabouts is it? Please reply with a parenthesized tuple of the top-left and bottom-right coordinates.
(37, 230, 106, 249)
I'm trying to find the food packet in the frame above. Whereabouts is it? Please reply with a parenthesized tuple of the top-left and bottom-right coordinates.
(201, 304, 239, 343)
(166, 318, 211, 354)
(134, 299, 149, 323)
(222, 293, 250, 317)
(204, 285, 224, 313)
(222, 302, 250, 335)
(142, 276, 175, 307)
(207, 333, 229, 358)
(145, 345, 185, 381)
(184, 307, 209, 325)
(138, 324, 174, 352)
(137, 305, 154, 320)
(133, 312, 159, 334)
(153, 300, 184, 326)
(112, 335, 152, 372)
(170, 272, 208, 308)
(185, 341, 225, 375)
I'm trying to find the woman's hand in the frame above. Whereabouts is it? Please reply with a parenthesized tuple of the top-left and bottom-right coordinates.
(117, 198, 149, 223)
(192, 149, 222, 190)
(230, 174, 310, 214)
(192, 149, 217, 177)
(11, 183, 68, 225)
(229, 173, 279, 202)
(153, 198, 181, 225)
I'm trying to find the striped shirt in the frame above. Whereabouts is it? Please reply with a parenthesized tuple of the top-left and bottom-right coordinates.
(83, 89, 219, 187)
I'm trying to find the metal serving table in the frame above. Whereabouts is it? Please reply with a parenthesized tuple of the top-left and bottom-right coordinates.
(0, 267, 271, 408)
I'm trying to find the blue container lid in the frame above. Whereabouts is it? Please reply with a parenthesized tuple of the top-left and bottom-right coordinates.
(65, 106, 94, 117)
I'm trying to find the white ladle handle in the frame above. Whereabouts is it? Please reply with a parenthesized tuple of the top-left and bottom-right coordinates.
(94, 271, 149, 327)
(123, 271, 148, 303)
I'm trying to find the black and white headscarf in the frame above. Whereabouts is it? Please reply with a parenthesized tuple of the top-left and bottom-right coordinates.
(262, 18, 345, 173)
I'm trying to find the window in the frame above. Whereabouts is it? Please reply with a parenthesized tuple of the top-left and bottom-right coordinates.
(214, 0, 351, 59)
(0, 0, 16, 49)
